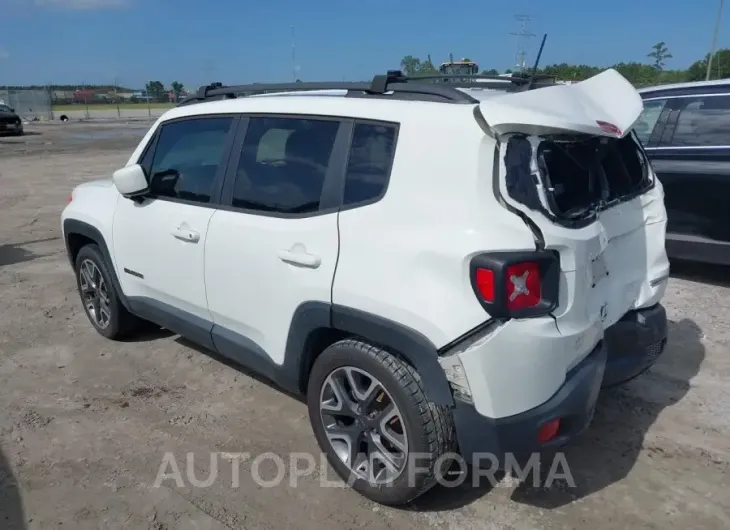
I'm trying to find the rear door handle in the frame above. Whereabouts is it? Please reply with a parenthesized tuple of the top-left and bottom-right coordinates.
(278, 249, 321, 268)
(171, 226, 200, 243)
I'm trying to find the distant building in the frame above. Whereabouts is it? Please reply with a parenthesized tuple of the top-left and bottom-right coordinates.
(52, 90, 75, 100)
(130, 90, 152, 101)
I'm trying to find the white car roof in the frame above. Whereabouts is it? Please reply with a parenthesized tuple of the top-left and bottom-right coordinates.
(638, 78, 730, 94)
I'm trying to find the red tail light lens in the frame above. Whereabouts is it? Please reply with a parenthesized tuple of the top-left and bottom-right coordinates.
(469, 250, 559, 319)
(505, 261, 541, 310)
(67, 193, 73, 203)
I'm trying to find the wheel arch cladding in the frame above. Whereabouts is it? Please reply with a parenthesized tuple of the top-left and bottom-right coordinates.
(63, 219, 129, 309)
(330, 305, 454, 406)
(289, 303, 454, 406)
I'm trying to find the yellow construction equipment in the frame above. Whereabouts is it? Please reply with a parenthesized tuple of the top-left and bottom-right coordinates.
(438, 54, 479, 77)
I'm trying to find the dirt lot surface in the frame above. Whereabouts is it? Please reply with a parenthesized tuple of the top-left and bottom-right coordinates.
(1, 122, 729, 529)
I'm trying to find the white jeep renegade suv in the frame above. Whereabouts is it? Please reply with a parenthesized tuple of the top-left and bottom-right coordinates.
(62, 70, 670, 505)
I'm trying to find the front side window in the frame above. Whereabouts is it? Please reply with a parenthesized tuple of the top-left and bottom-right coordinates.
(232, 116, 340, 214)
(670, 94, 730, 147)
(147, 117, 233, 204)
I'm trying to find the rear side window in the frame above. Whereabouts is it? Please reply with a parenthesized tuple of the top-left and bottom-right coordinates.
(147, 117, 233, 204)
(343, 122, 398, 206)
(670, 94, 730, 147)
(232, 116, 340, 214)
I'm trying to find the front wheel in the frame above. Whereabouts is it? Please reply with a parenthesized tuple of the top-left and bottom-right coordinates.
(74, 244, 143, 340)
(307, 339, 455, 505)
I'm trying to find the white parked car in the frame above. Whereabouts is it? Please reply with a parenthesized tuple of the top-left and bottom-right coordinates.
(62, 70, 670, 505)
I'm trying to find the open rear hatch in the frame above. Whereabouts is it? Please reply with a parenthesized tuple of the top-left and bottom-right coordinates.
(478, 69, 668, 362)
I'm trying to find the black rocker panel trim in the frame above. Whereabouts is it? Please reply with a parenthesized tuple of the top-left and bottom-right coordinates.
(98, 296, 454, 405)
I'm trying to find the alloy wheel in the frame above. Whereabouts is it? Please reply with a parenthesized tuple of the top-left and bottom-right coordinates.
(78, 258, 111, 329)
(319, 366, 408, 485)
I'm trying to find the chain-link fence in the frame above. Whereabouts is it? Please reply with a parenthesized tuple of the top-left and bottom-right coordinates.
(0, 89, 52, 121)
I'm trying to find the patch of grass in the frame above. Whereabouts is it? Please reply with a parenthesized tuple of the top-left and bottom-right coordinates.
(51, 103, 175, 111)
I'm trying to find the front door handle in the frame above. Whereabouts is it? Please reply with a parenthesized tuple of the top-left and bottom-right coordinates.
(171, 226, 200, 243)
(278, 249, 321, 268)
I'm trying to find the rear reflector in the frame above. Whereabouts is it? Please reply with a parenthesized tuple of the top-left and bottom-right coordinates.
(537, 418, 561, 443)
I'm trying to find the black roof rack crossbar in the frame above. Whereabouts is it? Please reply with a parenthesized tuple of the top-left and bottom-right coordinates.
(178, 78, 480, 106)
(177, 69, 562, 107)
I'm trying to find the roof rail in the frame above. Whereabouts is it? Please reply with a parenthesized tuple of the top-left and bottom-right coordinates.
(177, 71, 556, 107)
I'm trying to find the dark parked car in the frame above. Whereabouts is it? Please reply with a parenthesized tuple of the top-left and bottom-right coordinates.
(636, 79, 730, 265)
(0, 103, 24, 136)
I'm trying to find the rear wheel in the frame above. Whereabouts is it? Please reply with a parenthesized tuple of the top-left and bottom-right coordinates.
(307, 339, 455, 505)
(74, 244, 143, 340)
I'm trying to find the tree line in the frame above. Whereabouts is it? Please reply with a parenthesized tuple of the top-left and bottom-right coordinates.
(400, 42, 730, 87)
(4, 42, 729, 95)
(1, 81, 188, 104)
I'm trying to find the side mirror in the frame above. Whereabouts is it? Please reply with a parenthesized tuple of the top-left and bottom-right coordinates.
(9, 108, 15, 113)
(112, 164, 148, 197)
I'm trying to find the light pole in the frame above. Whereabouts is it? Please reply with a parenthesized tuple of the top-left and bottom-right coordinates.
(706, 0, 724, 81)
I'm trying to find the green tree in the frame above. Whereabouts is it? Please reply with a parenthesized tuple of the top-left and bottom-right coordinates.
(611, 62, 659, 86)
(400, 55, 422, 76)
(648, 41, 673, 71)
(419, 57, 438, 75)
(687, 49, 730, 81)
(481, 68, 499, 75)
(145, 80, 166, 102)
(170, 81, 184, 101)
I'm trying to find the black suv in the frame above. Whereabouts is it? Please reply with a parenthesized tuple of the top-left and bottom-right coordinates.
(636, 80, 730, 265)
(0, 103, 24, 136)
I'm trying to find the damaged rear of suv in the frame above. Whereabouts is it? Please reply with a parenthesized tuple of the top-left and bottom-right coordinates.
(437, 68, 669, 476)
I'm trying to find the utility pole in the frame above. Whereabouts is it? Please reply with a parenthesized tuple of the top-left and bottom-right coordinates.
(706, 0, 724, 80)
(510, 14, 535, 74)
(113, 75, 120, 118)
(291, 25, 297, 81)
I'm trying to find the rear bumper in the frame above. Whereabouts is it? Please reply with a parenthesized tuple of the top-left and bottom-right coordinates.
(451, 303, 668, 466)
(602, 303, 668, 387)
(453, 340, 606, 467)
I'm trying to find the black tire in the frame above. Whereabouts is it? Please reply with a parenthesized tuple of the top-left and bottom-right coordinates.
(74, 244, 142, 340)
(307, 339, 455, 505)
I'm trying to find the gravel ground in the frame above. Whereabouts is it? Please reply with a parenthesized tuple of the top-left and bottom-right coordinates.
(1, 122, 728, 530)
